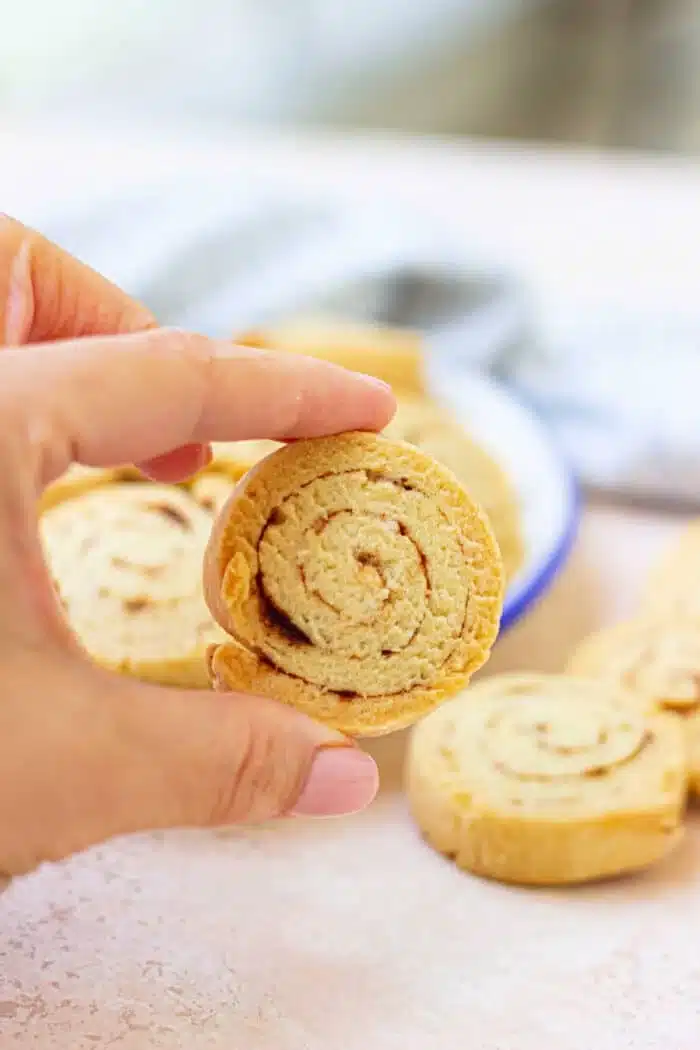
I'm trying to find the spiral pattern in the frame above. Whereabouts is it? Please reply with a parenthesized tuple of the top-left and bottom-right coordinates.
(425, 676, 658, 807)
(407, 673, 686, 885)
(41, 482, 228, 686)
(205, 432, 504, 735)
(382, 397, 524, 580)
(210, 397, 524, 582)
(568, 618, 700, 714)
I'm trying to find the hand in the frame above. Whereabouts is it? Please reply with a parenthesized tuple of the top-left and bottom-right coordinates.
(0, 215, 395, 878)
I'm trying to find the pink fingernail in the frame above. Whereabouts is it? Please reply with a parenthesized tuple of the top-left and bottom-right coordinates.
(291, 747, 379, 817)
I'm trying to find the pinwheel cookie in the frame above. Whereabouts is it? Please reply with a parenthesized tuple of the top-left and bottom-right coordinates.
(568, 617, 700, 794)
(39, 464, 131, 512)
(237, 316, 427, 396)
(41, 481, 232, 687)
(406, 673, 686, 886)
(204, 432, 504, 736)
(210, 397, 524, 581)
(642, 519, 700, 617)
(382, 397, 524, 580)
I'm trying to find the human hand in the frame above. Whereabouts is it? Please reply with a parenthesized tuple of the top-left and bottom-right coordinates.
(0, 216, 395, 877)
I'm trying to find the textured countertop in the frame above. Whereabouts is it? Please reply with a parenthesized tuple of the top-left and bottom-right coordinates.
(2, 127, 700, 1047)
(3, 501, 699, 1050)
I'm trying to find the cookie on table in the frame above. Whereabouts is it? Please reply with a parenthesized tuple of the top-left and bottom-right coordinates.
(568, 616, 700, 794)
(236, 315, 427, 396)
(406, 673, 687, 886)
(204, 431, 504, 736)
(41, 482, 229, 688)
(642, 519, 700, 616)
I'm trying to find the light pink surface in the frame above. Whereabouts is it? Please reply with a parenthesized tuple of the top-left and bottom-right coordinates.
(2, 128, 700, 1047)
(2, 502, 698, 1049)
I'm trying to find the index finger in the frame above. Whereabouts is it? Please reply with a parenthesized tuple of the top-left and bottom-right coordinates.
(0, 214, 155, 344)
(2, 328, 396, 489)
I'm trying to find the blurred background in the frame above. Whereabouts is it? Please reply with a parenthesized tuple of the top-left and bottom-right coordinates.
(3, 0, 700, 521)
(1, 0, 699, 150)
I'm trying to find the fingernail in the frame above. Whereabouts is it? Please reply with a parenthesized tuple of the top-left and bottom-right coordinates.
(291, 747, 379, 817)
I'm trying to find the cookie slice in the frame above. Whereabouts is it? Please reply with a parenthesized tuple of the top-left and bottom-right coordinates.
(204, 432, 504, 736)
(642, 519, 700, 616)
(568, 617, 700, 794)
(383, 397, 524, 581)
(406, 673, 687, 886)
(39, 464, 129, 512)
(209, 397, 524, 582)
(236, 316, 427, 396)
(41, 482, 229, 688)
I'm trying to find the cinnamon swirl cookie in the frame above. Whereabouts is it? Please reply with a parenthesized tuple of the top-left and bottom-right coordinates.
(39, 464, 128, 512)
(210, 396, 524, 581)
(204, 432, 504, 736)
(406, 673, 686, 885)
(382, 397, 524, 580)
(642, 520, 700, 617)
(41, 482, 229, 687)
(568, 617, 700, 794)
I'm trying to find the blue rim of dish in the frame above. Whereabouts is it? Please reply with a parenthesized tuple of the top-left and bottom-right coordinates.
(499, 438, 581, 634)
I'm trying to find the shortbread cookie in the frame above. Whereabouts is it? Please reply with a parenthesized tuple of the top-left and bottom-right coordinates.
(383, 397, 524, 580)
(210, 397, 524, 581)
(568, 617, 700, 794)
(237, 316, 427, 395)
(406, 673, 686, 886)
(189, 469, 239, 515)
(204, 432, 504, 736)
(643, 520, 700, 616)
(39, 464, 126, 512)
(41, 482, 228, 687)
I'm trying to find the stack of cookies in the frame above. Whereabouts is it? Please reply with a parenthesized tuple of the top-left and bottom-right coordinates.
(406, 523, 700, 888)
(40, 318, 522, 692)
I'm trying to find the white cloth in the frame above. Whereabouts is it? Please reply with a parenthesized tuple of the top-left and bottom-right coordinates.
(30, 175, 700, 506)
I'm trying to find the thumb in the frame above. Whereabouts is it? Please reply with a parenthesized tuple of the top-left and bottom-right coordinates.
(101, 674, 379, 834)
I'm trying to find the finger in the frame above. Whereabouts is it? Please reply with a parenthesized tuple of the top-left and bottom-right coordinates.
(106, 676, 379, 833)
(0, 214, 155, 344)
(139, 443, 212, 483)
(0, 656, 378, 876)
(2, 328, 395, 491)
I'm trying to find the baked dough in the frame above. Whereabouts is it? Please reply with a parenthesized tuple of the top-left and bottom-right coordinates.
(568, 617, 700, 794)
(643, 520, 700, 616)
(406, 673, 687, 885)
(210, 397, 524, 581)
(39, 464, 129, 512)
(382, 397, 523, 580)
(189, 469, 239, 515)
(41, 482, 229, 687)
(236, 315, 427, 395)
(204, 432, 504, 736)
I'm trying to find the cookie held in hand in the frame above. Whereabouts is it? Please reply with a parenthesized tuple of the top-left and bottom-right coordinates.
(383, 396, 524, 581)
(204, 432, 504, 736)
(406, 673, 687, 886)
